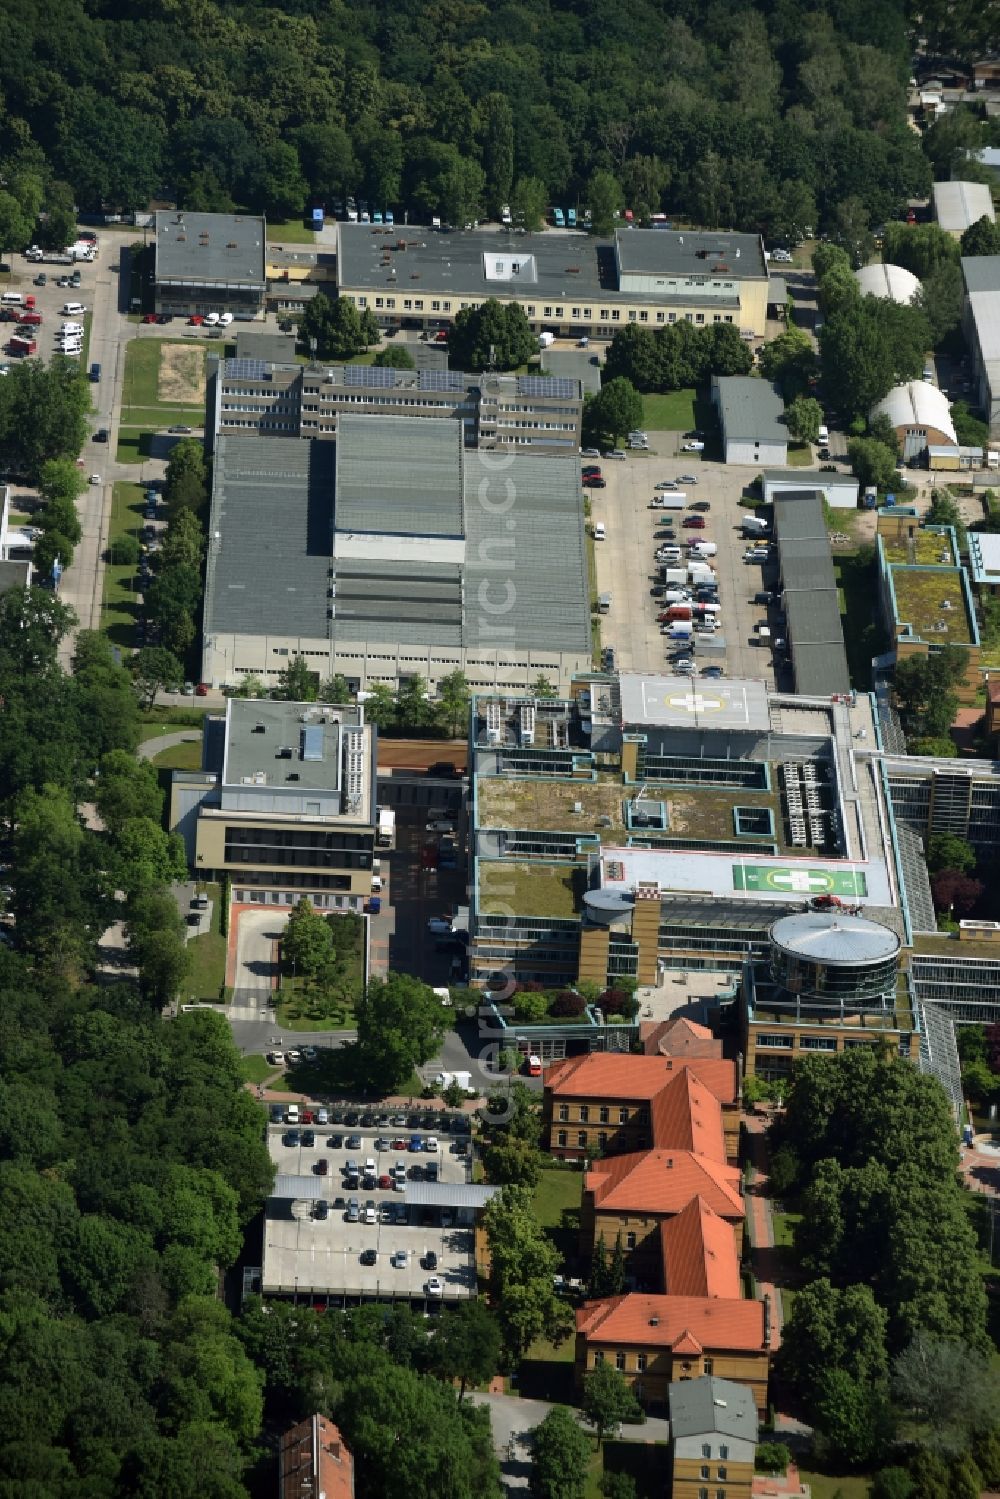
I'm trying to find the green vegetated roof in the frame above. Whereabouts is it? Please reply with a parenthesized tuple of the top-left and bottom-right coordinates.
(881, 529, 957, 566)
(478, 861, 582, 919)
(890, 566, 973, 645)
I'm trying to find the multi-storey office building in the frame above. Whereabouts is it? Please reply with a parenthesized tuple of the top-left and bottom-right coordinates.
(153, 210, 266, 318)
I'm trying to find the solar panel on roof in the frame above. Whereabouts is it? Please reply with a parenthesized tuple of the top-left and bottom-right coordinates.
(517, 375, 578, 399)
(418, 369, 466, 392)
(342, 364, 397, 388)
(224, 358, 270, 381)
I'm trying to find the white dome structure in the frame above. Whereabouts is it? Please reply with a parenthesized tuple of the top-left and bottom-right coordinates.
(871, 381, 957, 456)
(769, 911, 900, 1009)
(855, 262, 921, 306)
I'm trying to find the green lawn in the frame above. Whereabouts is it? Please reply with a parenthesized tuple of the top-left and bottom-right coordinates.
(534, 1167, 583, 1228)
(786, 442, 814, 466)
(266, 220, 318, 246)
(103, 481, 145, 647)
(641, 388, 697, 432)
(185, 882, 227, 1002)
(276, 915, 365, 1030)
(116, 428, 153, 465)
(140, 707, 214, 735)
(150, 738, 204, 771)
(771, 1207, 801, 1248)
(240, 1054, 282, 1085)
(799, 1471, 871, 1499)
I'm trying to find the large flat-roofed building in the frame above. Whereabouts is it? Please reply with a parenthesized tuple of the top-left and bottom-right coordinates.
(468, 676, 921, 1072)
(772, 492, 850, 696)
(933, 180, 996, 237)
(962, 256, 1000, 437)
(876, 516, 981, 698)
(336, 224, 772, 341)
(712, 376, 787, 466)
(153, 210, 266, 318)
(168, 698, 378, 909)
(207, 355, 582, 456)
(201, 416, 592, 694)
(761, 467, 859, 509)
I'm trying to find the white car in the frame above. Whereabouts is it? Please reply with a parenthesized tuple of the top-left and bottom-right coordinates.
(392, 1249, 409, 1269)
(424, 1277, 444, 1298)
(60, 323, 84, 334)
(771, 248, 793, 263)
(204, 312, 220, 326)
(218, 312, 234, 326)
(89, 474, 101, 485)
(425, 1136, 439, 1153)
(267, 1051, 285, 1066)
(681, 441, 705, 452)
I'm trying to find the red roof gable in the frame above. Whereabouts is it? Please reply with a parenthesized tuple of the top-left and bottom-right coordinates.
(586, 1149, 743, 1219)
(576, 1293, 765, 1351)
(641, 1016, 722, 1057)
(660, 1197, 741, 1299)
(650, 1067, 726, 1160)
(545, 1053, 737, 1106)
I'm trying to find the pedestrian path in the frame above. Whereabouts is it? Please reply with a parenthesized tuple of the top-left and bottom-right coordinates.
(743, 1108, 783, 1350)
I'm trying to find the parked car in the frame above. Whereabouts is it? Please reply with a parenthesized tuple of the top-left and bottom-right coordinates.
(167, 424, 194, 434)
(424, 1250, 438, 1270)
(360, 1248, 377, 1265)
(679, 474, 698, 484)
(425, 1277, 444, 1298)
(582, 475, 606, 488)
(313, 1200, 329, 1221)
(681, 440, 705, 452)
(682, 515, 706, 528)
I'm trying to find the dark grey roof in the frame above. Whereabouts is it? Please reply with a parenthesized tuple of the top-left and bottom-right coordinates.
(338, 222, 765, 308)
(154, 210, 266, 288)
(234, 331, 298, 363)
(335, 415, 464, 536)
(615, 229, 767, 280)
(773, 491, 828, 541)
(776, 539, 837, 592)
(334, 560, 464, 646)
(205, 435, 333, 638)
(541, 348, 602, 396)
(785, 589, 845, 642)
(411, 343, 450, 372)
(668, 1376, 758, 1442)
(0, 559, 31, 593)
(225, 699, 353, 790)
(463, 450, 591, 652)
(773, 491, 850, 694)
(715, 377, 785, 443)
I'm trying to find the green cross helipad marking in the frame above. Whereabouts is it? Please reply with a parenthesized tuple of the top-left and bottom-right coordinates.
(732, 864, 867, 896)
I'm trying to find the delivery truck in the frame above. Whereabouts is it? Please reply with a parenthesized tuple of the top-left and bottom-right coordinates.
(652, 494, 686, 510)
(660, 566, 689, 585)
(667, 604, 693, 620)
(376, 808, 395, 847)
(688, 541, 717, 557)
(668, 621, 694, 639)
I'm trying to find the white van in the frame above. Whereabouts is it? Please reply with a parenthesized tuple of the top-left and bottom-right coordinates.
(60, 322, 84, 335)
(1, 292, 24, 307)
(593, 521, 606, 541)
(61, 301, 85, 315)
(817, 424, 829, 446)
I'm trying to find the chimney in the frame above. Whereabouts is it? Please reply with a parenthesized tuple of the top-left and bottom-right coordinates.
(665, 1157, 673, 1169)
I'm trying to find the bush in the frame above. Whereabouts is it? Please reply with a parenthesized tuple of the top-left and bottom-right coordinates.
(599, 988, 629, 1015)
(109, 535, 141, 566)
(550, 990, 586, 1017)
(755, 1442, 790, 1474)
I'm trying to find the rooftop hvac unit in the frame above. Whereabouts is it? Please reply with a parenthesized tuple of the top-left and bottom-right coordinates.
(519, 702, 536, 746)
(485, 701, 503, 745)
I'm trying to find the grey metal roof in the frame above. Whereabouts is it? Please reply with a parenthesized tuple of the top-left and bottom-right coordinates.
(403, 1182, 500, 1208)
(463, 449, 591, 652)
(715, 377, 785, 443)
(785, 589, 844, 643)
(962, 255, 1000, 295)
(668, 1376, 759, 1442)
(337, 223, 765, 307)
(778, 540, 838, 593)
(773, 491, 828, 542)
(541, 348, 602, 396)
(154, 210, 266, 288)
(234, 331, 298, 363)
(933, 180, 995, 233)
(773, 491, 851, 694)
(272, 1174, 323, 1200)
(205, 435, 334, 638)
(763, 468, 858, 490)
(615, 229, 767, 280)
(0, 559, 31, 593)
(770, 911, 900, 963)
(333, 560, 464, 646)
(335, 415, 464, 536)
(787, 640, 851, 696)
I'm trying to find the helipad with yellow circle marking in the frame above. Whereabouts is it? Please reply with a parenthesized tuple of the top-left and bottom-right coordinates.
(617, 673, 771, 731)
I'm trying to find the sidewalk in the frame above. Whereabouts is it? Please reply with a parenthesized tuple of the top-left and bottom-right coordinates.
(743, 1108, 783, 1350)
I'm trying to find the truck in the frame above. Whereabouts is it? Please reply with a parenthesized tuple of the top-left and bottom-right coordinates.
(25, 247, 74, 265)
(538, 331, 556, 348)
(597, 592, 612, 614)
(667, 604, 693, 621)
(652, 494, 685, 510)
(688, 541, 717, 558)
(660, 566, 689, 585)
(687, 562, 715, 581)
(376, 808, 395, 847)
(8, 336, 36, 356)
(19, 311, 41, 326)
(662, 588, 691, 605)
(668, 622, 693, 639)
(742, 514, 769, 534)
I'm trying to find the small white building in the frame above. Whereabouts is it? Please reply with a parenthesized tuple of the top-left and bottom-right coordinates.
(712, 376, 787, 466)
(855, 262, 921, 305)
(933, 181, 996, 237)
(762, 468, 860, 509)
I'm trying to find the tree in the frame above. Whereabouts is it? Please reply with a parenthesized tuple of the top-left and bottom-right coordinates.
(600, 1475, 637, 1499)
(298, 293, 367, 361)
(276, 654, 317, 701)
(758, 325, 818, 401)
(159, 508, 205, 573)
(109, 534, 142, 567)
(755, 1443, 791, 1474)
(11, 783, 101, 978)
(821, 299, 930, 420)
(447, 299, 537, 372)
(776, 1279, 889, 1417)
(113, 819, 188, 898)
(531, 675, 558, 698)
(483, 1186, 574, 1360)
(893, 1332, 1000, 1456)
(480, 93, 514, 217)
(607, 1231, 627, 1295)
(812, 1366, 892, 1466)
(132, 646, 185, 709)
(869, 1469, 915, 1499)
(952, 400, 990, 449)
(586, 170, 622, 235)
(431, 1300, 502, 1400)
(373, 344, 416, 369)
(0, 190, 35, 265)
(868, 411, 900, 457)
(37, 180, 77, 253)
(511, 177, 547, 233)
(163, 439, 208, 518)
(847, 437, 898, 492)
(354, 973, 450, 1091)
(243, 138, 308, 221)
(925, 833, 975, 875)
(917, 261, 965, 347)
(581, 1361, 642, 1446)
(960, 216, 1000, 259)
(95, 750, 163, 833)
(530, 1406, 592, 1499)
(893, 646, 966, 741)
(282, 898, 335, 980)
(881, 223, 959, 281)
(931, 869, 983, 917)
(586, 378, 643, 446)
(436, 670, 470, 737)
(482, 1134, 542, 1187)
(319, 674, 353, 703)
(785, 396, 823, 443)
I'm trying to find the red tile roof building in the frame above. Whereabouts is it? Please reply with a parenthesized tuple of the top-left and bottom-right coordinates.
(641, 1016, 723, 1058)
(279, 1414, 354, 1499)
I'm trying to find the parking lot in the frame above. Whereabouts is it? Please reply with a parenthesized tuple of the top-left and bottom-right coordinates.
(262, 1113, 478, 1301)
(1, 246, 102, 369)
(589, 446, 778, 684)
